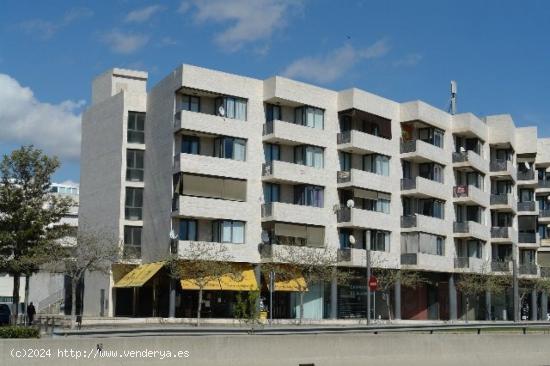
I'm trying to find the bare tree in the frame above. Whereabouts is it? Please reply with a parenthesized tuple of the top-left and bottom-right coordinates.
(265, 246, 344, 324)
(372, 268, 424, 321)
(45, 230, 120, 328)
(165, 242, 238, 326)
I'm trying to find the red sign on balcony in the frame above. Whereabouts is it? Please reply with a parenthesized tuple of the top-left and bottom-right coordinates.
(453, 185, 468, 197)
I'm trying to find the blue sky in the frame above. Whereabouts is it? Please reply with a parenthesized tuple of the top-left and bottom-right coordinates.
(1, 0, 549, 183)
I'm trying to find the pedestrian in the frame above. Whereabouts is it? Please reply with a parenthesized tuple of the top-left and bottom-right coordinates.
(27, 302, 36, 325)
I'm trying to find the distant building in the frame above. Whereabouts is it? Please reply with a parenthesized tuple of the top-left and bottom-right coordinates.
(79, 65, 550, 321)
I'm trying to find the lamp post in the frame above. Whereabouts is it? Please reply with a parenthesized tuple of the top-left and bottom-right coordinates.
(169, 229, 178, 319)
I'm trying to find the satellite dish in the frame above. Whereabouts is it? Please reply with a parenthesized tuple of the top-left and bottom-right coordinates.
(547, 195, 550, 201)
(261, 230, 270, 244)
(218, 105, 225, 117)
(524, 162, 530, 170)
(346, 199, 355, 209)
(459, 146, 466, 153)
(349, 235, 356, 245)
(169, 229, 178, 240)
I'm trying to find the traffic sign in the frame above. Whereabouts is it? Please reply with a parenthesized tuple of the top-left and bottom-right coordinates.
(368, 276, 378, 291)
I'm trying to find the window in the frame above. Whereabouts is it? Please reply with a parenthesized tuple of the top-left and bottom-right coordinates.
(265, 104, 281, 121)
(295, 106, 324, 129)
(419, 127, 444, 148)
(124, 226, 142, 246)
(264, 143, 280, 163)
(181, 136, 200, 154)
(263, 183, 280, 204)
(419, 163, 444, 183)
(214, 137, 246, 161)
(466, 172, 483, 190)
(294, 145, 324, 168)
(181, 94, 200, 112)
(467, 240, 482, 259)
(339, 152, 351, 172)
(363, 154, 390, 176)
(125, 187, 143, 220)
(339, 229, 352, 249)
(519, 188, 534, 202)
(213, 220, 245, 244)
(179, 219, 197, 241)
(294, 185, 324, 207)
(216, 97, 247, 121)
(126, 149, 144, 182)
(127, 112, 145, 144)
(370, 230, 390, 252)
(419, 199, 444, 219)
(436, 237, 444, 255)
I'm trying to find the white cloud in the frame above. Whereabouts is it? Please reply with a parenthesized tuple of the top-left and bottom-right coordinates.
(19, 7, 93, 39)
(393, 53, 423, 67)
(125, 5, 164, 23)
(282, 39, 390, 84)
(102, 30, 149, 54)
(181, 0, 303, 51)
(0, 74, 83, 161)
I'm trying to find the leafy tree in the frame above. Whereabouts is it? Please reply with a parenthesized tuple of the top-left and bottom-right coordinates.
(165, 242, 238, 326)
(44, 230, 120, 328)
(0, 146, 72, 323)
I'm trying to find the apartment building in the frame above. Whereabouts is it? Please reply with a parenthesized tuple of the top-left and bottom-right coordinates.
(79, 65, 550, 321)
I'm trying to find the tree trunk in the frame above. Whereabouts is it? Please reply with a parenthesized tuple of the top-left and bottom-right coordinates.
(465, 296, 470, 323)
(24, 275, 30, 325)
(12, 273, 20, 325)
(70, 280, 77, 329)
(299, 291, 304, 325)
(386, 291, 392, 321)
(197, 288, 203, 327)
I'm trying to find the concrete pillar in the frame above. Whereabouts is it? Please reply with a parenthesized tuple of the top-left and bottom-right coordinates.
(330, 267, 338, 319)
(531, 288, 538, 321)
(449, 274, 457, 321)
(485, 291, 492, 321)
(169, 279, 176, 318)
(541, 292, 548, 320)
(394, 275, 401, 320)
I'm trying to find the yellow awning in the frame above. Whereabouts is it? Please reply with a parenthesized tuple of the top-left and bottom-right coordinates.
(273, 276, 308, 292)
(180, 264, 259, 291)
(114, 262, 164, 288)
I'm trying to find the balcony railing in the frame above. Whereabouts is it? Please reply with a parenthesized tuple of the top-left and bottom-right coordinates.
(454, 257, 470, 269)
(490, 194, 509, 205)
(124, 207, 143, 221)
(259, 244, 273, 258)
(541, 210, 550, 218)
(453, 185, 469, 198)
(400, 215, 417, 228)
(517, 170, 535, 181)
(490, 159, 508, 172)
(401, 253, 418, 265)
(337, 131, 351, 144)
(491, 260, 511, 272)
(336, 208, 351, 223)
(261, 203, 273, 217)
(518, 232, 537, 243)
(539, 180, 550, 188)
(400, 140, 416, 154)
(337, 248, 352, 262)
(337, 170, 351, 183)
(400, 178, 416, 190)
(262, 162, 272, 176)
(123, 245, 142, 260)
(541, 268, 550, 278)
(517, 201, 536, 212)
(491, 227, 510, 239)
(519, 263, 537, 275)
(453, 222, 469, 233)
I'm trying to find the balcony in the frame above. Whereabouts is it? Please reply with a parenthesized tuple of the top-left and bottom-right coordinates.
(400, 252, 453, 271)
(537, 180, 550, 193)
(453, 185, 489, 207)
(261, 202, 327, 226)
(490, 227, 517, 243)
(452, 151, 489, 173)
(400, 139, 449, 166)
(541, 267, 550, 278)
(491, 260, 511, 272)
(517, 170, 537, 186)
(539, 210, 550, 224)
(401, 214, 448, 236)
(174, 153, 248, 180)
(400, 176, 448, 201)
(337, 207, 393, 231)
(262, 161, 328, 186)
(517, 201, 538, 214)
(518, 232, 538, 245)
(489, 159, 516, 181)
(490, 194, 517, 212)
(519, 263, 538, 276)
(174, 110, 248, 139)
(263, 119, 328, 147)
(172, 195, 249, 221)
(337, 130, 391, 156)
(336, 169, 391, 194)
(454, 257, 469, 269)
(453, 221, 490, 241)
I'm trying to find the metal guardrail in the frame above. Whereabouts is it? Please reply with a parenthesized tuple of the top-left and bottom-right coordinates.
(400, 215, 417, 228)
(490, 159, 508, 172)
(519, 264, 538, 275)
(453, 222, 469, 233)
(336, 208, 351, 223)
(401, 253, 418, 265)
(539, 180, 550, 188)
(453, 185, 469, 198)
(337, 170, 351, 183)
(400, 140, 416, 154)
(540, 210, 550, 218)
(491, 260, 511, 272)
(517, 201, 536, 212)
(337, 249, 352, 262)
(262, 162, 272, 176)
(454, 257, 469, 269)
(337, 131, 351, 144)
(518, 232, 537, 243)
(452, 151, 468, 163)
(541, 268, 550, 277)
(123, 245, 142, 260)
(262, 120, 274, 135)
(517, 170, 535, 181)
(491, 227, 510, 238)
(401, 178, 416, 190)
(490, 194, 508, 205)
(261, 203, 273, 217)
